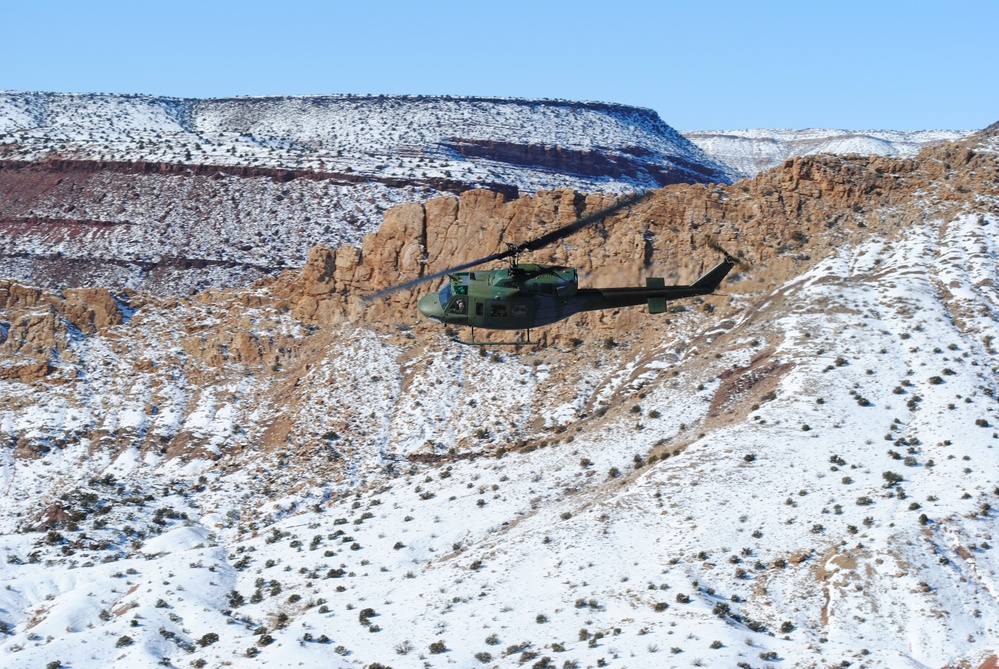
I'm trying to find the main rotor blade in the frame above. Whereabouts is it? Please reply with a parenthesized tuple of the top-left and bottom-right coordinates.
(363, 189, 652, 301)
(364, 252, 507, 301)
(512, 189, 651, 254)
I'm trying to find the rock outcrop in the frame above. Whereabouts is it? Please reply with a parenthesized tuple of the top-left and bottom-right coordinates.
(267, 131, 999, 341)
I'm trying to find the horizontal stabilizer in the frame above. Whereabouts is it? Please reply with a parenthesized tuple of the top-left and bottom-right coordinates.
(646, 277, 667, 314)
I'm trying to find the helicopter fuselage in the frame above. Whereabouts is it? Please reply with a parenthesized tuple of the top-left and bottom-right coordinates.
(417, 259, 735, 331)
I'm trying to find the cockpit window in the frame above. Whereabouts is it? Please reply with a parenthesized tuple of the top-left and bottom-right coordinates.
(438, 283, 453, 308)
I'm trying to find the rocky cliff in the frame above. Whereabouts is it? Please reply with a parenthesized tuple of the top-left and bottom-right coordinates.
(269, 130, 999, 334)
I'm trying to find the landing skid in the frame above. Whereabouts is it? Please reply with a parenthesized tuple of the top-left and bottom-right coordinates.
(451, 327, 534, 347)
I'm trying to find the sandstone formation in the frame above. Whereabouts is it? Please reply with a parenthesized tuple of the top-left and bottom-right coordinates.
(268, 131, 999, 338)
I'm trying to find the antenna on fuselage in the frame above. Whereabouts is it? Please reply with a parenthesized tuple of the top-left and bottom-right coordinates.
(363, 190, 651, 301)
(505, 243, 522, 269)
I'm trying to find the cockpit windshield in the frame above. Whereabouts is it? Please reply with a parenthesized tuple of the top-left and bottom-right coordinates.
(438, 283, 453, 308)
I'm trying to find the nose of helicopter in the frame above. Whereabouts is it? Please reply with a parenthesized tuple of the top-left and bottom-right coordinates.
(417, 293, 444, 321)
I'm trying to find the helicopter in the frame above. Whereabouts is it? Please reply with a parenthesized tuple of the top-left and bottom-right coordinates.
(366, 190, 742, 345)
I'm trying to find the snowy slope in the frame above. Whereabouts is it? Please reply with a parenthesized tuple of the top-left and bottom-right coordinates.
(2, 141, 999, 667)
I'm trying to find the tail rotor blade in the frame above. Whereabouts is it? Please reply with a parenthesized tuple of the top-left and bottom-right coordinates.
(704, 235, 750, 270)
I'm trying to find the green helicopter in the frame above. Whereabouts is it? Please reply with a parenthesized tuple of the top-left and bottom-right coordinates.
(367, 191, 742, 345)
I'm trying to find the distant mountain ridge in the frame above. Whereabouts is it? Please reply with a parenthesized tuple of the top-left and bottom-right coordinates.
(0, 92, 980, 296)
(682, 127, 976, 177)
(0, 92, 735, 190)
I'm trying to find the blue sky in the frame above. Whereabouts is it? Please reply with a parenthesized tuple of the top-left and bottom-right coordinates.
(2, 0, 996, 130)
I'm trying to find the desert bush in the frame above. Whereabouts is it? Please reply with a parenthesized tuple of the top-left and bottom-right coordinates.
(505, 642, 531, 655)
(882, 471, 903, 487)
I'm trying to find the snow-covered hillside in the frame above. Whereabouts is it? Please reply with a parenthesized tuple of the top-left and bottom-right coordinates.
(682, 128, 976, 177)
(0, 92, 735, 191)
(2, 218, 998, 668)
(1, 128, 998, 668)
(0, 92, 736, 294)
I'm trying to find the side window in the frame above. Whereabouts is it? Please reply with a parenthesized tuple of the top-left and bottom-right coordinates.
(511, 304, 528, 318)
(447, 298, 467, 314)
(489, 303, 508, 317)
(475, 302, 484, 316)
